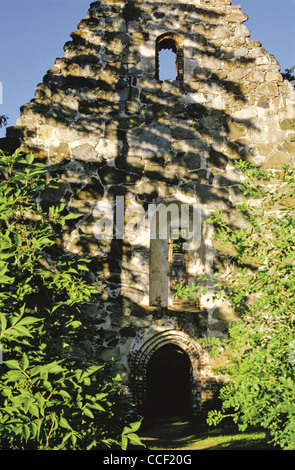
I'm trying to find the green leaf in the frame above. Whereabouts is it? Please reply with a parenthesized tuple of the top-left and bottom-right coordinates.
(4, 370, 24, 382)
(83, 407, 94, 419)
(95, 392, 108, 401)
(29, 404, 39, 418)
(122, 421, 142, 434)
(61, 432, 73, 444)
(90, 402, 105, 412)
(13, 425, 24, 436)
(25, 153, 34, 165)
(4, 360, 21, 370)
(77, 265, 89, 271)
(78, 365, 102, 382)
(69, 320, 82, 329)
(21, 355, 29, 371)
(23, 424, 30, 442)
(17, 316, 40, 326)
(0, 275, 15, 284)
(58, 390, 72, 400)
(13, 325, 33, 337)
(113, 373, 122, 382)
(14, 233, 22, 246)
(59, 416, 72, 430)
(23, 396, 33, 414)
(0, 234, 12, 249)
(48, 363, 64, 374)
(30, 422, 38, 438)
(0, 312, 7, 331)
(125, 433, 144, 448)
(121, 435, 128, 451)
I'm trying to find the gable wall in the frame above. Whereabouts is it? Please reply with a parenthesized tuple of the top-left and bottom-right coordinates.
(2, 0, 295, 411)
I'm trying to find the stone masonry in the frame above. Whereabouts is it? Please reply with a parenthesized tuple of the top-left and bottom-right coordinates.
(2, 0, 295, 416)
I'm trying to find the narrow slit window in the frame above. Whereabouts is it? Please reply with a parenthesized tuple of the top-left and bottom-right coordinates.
(156, 33, 184, 81)
(149, 204, 201, 310)
(169, 227, 190, 307)
(159, 47, 177, 81)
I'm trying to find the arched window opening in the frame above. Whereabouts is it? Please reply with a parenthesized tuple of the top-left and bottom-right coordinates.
(159, 48, 177, 81)
(156, 33, 184, 81)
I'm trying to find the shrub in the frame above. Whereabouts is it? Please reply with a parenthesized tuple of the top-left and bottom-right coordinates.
(175, 162, 295, 450)
(0, 150, 143, 450)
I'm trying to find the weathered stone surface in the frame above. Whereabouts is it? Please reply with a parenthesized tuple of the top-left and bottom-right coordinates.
(76, 178, 105, 200)
(280, 118, 295, 130)
(49, 142, 70, 163)
(194, 184, 229, 204)
(72, 143, 97, 161)
(262, 151, 289, 168)
(127, 124, 171, 157)
(2, 0, 295, 416)
(212, 303, 239, 322)
(42, 180, 68, 202)
(208, 148, 228, 168)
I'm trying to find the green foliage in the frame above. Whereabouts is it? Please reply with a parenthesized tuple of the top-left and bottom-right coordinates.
(0, 150, 143, 450)
(1, 358, 142, 450)
(121, 420, 143, 450)
(173, 275, 213, 299)
(282, 66, 295, 82)
(178, 161, 295, 450)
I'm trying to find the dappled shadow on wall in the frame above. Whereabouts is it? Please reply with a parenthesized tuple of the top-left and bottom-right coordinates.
(0, 1, 265, 389)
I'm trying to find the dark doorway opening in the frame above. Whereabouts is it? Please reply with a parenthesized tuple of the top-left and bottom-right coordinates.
(146, 344, 192, 418)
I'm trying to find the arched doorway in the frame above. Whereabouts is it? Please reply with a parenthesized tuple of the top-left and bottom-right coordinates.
(128, 328, 208, 417)
(146, 344, 192, 418)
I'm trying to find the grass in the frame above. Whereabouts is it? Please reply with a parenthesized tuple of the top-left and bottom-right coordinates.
(175, 427, 272, 450)
(139, 418, 275, 450)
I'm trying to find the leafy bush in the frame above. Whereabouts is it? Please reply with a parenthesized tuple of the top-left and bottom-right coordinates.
(0, 150, 143, 450)
(175, 162, 295, 450)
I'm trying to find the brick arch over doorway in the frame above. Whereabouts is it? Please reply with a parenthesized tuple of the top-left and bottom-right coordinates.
(128, 328, 211, 417)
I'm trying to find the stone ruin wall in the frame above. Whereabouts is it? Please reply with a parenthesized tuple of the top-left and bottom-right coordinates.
(2, 0, 295, 412)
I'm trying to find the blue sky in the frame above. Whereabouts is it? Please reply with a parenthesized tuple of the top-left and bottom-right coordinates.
(0, 0, 295, 138)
